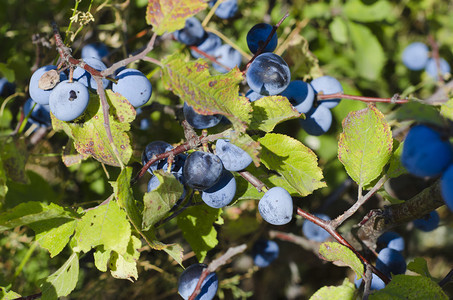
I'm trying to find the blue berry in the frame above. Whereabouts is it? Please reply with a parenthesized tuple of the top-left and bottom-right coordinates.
(310, 76, 343, 109)
(402, 42, 429, 71)
(425, 57, 451, 80)
(73, 57, 110, 90)
(48, 80, 90, 122)
(29, 65, 67, 105)
(209, 0, 238, 19)
(300, 105, 332, 136)
(183, 102, 222, 129)
(142, 141, 173, 174)
(302, 213, 331, 242)
(354, 273, 386, 291)
(215, 139, 252, 171)
(258, 187, 293, 225)
(245, 89, 263, 102)
(190, 33, 222, 59)
(24, 98, 51, 127)
(183, 151, 223, 191)
(252, 239, 279, 268)
(246, 23, 278, 54)
(0, 78, 15, 97)
(178, 263, 218, 300)
(81, 42, 109, 60)
(376, 247, 406, 277)
(413, 211, 440, 232)
(441, 164, 453, 212)
(401, 125, 453, 177)
(280, 80, 315, 114)
(377, 231, 405, 252)
(112, 68, 152, 108)
(246, 53, 291, 96)
(212, 44, 242, 73)
(174, 17, 206, 46)
(202, 170, 236, 208)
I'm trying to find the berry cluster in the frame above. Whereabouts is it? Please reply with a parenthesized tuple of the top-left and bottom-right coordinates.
(402, 42, 451, 80)
(244, 23, 343, 136)
(356, 231, 407, 291)
(401, 124, 453, 213)
(27, 43, 152, 123)
(174, 17, 242, 74)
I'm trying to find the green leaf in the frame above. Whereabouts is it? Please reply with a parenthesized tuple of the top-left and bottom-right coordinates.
(177, 204, 221, 262)
(283, 36, 323, 81)
(109, 235, 141, 281)
(369, 275, 448, 300)
(235, 166, 301, 200)
(407, 257, 432, 278)
(348, 22, 385, 80)
(161, 54, 252, 131)
(0, 288, 21, 300)
(0, 63, 15, 82)
(113, 168, 184, 266)
(387, 140, 407, 178)
(309, 278, 355, 300)
(338, 106, 393, 187)
(72, 200, 131, 254)
(258, 133, 326, 197)
(146, 0, 207, 35)
(0, 136, 28, 184)
(29, 219, 77, 257)
(0, 202, 77, 231)
(319, 242, 364, 280)
(142, 170, 184, 230)
(52, 90, 134, 167)
(94, 247, 111, 272)
(329, 17, 348, 44)
(249, 96, 301, 132)
(440, 97, 453, 122)
(396, 101, 443, 126)
(40, 252, 79, 300)
(344, 0, 394, 22)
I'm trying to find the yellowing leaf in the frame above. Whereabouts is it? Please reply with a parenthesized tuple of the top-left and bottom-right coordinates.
(52, 90, 134, 167)
(338, 105, 392, 187)
(310, 279, 355, 300)
(162, 54, 252, 131)
(146, 0, 207, 35)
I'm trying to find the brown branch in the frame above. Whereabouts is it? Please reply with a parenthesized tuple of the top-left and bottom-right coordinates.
(296, 208, 390, 284)
(428, 35, 444, 84)
(317, 93, 409, 104)
(188, 244, 247, 300)
(237, 170, 267, 192)
(357, 180, 444, 249)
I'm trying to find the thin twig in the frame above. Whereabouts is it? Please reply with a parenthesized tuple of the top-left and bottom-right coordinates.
(237, 170, 267, 192)
(188, 46, 232, 71)
(317, 93, 409, 104)
(331, 176, 388, 229)
(205, 27, 252, 60)
(102, 32, 160, 76)
(439, 269, 453, 287)
(130, 131, 229, 185)
(188, 244, 247, 300)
